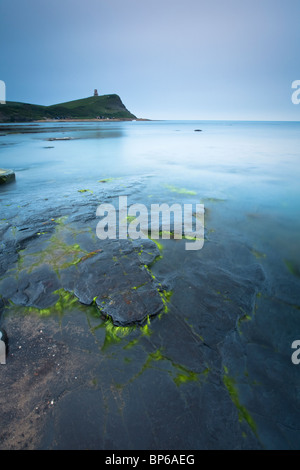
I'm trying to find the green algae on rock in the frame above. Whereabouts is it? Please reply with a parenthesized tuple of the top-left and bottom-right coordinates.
(0, 212, 167, 328)
(223, 368, 257, 436)
(285, 259, 300, 278)
(164, 184, 197, 196)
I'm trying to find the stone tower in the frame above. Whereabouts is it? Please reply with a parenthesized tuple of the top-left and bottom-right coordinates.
(94, 89, 98, 96)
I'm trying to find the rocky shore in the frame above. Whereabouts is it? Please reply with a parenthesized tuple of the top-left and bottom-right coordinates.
(0, 182, 265, 450)
(0, 122, 299, 450)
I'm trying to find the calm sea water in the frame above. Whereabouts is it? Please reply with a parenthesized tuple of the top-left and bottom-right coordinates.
(1, 120, 300, 448)
(1, 120, 300, 261)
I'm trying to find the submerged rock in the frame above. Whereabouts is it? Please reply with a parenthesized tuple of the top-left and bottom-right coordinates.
(0, 219, 165, 326)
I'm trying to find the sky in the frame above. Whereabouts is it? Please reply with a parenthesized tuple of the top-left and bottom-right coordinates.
(0, 0, 300, 121)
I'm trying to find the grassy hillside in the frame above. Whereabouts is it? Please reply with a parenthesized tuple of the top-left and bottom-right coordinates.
(0, 101, 49, 122)
(0, 94, 137, 122)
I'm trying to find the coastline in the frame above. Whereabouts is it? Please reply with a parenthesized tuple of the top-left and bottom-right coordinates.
(0, 120, 299, 450)
(0, 118, 151, 124)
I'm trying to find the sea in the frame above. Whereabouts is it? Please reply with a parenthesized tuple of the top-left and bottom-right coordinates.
(0, 120, 299, 450)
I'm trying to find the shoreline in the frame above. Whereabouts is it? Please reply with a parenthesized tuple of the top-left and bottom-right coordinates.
(34, 118, 151, 123)
(0, 118, 152, 125)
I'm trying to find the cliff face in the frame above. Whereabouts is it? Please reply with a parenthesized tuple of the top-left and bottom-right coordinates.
(0, 94, 137, 122)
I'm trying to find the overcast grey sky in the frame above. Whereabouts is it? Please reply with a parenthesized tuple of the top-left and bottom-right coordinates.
(0, 0, 299, 120)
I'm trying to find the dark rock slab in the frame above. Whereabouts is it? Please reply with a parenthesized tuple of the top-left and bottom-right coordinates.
(132, 238, 161, 266)
(0, 218, 165, 326)
(99, 282, 163, 326)
(170, 261, 265, 348)
(60, 239, 164, 325)
(0, 266, 60, 309)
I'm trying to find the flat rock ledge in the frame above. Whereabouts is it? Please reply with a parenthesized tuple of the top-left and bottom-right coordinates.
(0, 229, 165, 327)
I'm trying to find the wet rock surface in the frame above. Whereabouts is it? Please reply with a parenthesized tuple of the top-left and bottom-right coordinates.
(0, 230, 164, 327)
(0, 176, 299, 450)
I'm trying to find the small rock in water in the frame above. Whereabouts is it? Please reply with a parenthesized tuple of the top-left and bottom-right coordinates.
(0, 169, 15, 185)
(47, 137, 71, 141)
